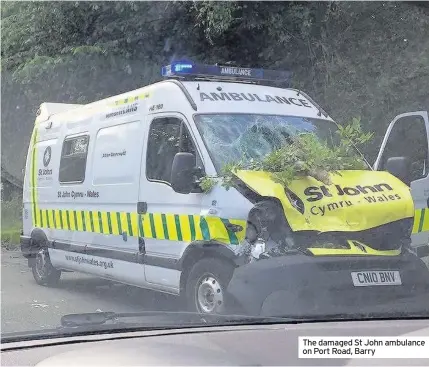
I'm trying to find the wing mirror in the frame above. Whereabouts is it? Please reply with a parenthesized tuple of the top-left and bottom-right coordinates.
(170, 152, 197, 194)
(385, 156, 411, 185)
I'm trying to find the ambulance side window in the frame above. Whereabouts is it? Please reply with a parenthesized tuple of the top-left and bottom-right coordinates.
(59, 135, 89, 183)
(380, 115, 428, 181)
(146, 117, 197, 184)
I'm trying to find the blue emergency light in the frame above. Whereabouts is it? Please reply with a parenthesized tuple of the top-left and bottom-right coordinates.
(161, 61, 292, 85)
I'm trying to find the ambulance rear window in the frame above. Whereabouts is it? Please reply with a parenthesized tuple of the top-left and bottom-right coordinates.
(59, 135, 89, 183)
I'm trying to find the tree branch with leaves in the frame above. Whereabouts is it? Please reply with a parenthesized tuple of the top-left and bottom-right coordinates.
(200, 117, 373, 192)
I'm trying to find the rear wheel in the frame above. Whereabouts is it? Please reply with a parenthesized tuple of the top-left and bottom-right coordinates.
(185, 258, 234, 315)
(32, 248, 61, 286)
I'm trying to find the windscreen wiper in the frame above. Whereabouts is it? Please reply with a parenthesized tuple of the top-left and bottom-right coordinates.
(60, 310, 293, 328)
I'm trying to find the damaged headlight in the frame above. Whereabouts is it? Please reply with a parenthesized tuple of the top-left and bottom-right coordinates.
(249, 238, 287, 260)
(250, 238, 266, 259)
(240, 199, 298, 263)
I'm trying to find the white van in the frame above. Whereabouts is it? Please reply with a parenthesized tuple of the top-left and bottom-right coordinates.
(20, 62, 429, 315)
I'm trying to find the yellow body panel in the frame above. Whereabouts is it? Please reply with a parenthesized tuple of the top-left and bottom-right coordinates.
(235, 170, 414, 233)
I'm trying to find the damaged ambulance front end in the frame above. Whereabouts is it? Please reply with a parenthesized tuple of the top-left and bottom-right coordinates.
(225, 169, 429, 317)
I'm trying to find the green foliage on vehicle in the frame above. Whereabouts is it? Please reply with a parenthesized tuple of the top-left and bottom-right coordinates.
(200, 118, 373, 192)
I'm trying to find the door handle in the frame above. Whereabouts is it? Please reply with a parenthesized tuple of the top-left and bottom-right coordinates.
(426, 197, 429, 208)
(137, 202, 147, 214)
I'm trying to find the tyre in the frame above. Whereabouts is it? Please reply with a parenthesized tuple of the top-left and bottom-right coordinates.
(32, 248, 61, 286)
(185, 258, 234, 315)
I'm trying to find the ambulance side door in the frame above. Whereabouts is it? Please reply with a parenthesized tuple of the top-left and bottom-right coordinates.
(374, 111, 429, 254)
(139, 112, 206, 290)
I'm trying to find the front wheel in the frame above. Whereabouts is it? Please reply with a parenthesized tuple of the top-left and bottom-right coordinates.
(185, 258, 234, 315)
(32, 248, 61, 286)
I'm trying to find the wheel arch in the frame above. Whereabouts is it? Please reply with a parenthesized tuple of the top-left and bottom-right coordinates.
(30, 227, 50, 248)
(179, 241, 237, 294)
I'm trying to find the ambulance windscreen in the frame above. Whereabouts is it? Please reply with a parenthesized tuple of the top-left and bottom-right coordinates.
(194, 114, 342, 171)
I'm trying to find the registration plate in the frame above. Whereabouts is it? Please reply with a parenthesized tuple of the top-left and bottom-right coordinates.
(351, 270, 402, 287)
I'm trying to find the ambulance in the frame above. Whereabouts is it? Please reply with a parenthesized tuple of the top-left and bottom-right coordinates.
(20, 61, 429, 316)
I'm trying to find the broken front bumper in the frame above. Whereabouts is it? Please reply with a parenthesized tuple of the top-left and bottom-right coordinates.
(225, 249, 429, 317)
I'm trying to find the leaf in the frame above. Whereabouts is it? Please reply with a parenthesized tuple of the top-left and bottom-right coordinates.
(199, 176, 218, 193)
(210, 119, 373, 189)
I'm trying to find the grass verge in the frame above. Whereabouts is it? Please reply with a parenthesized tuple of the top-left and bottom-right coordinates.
(1, 194, 22, 250)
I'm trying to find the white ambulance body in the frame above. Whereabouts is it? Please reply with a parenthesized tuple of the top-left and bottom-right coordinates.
(20, 62, 429, 314)
(21, 65, 332, 307)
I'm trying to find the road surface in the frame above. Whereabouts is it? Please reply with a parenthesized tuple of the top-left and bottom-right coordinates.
(3, 248, 429, 336)
(1, 249, 179, 334)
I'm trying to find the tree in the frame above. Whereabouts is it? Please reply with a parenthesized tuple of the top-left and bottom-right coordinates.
(2, 1, 428, 183)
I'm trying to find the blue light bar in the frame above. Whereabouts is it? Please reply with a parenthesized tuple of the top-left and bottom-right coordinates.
(161, 61, 292, 84)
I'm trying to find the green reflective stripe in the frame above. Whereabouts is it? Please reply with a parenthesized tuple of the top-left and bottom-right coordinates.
(59, 210, 63, 229)
(81, 211, 86, 232)
(221, 218, 239, 245)
(199, 217, 210, 241)
(127, 213, 134, 236)
(66, 210, 71, 230)
(174, 215, 183, 241)
(97, 211, 103, 233)
(53, 210, 57, 229)
(149, 213, 156, 238)
(89, 211, 95, 232)
(45, 210, 50, 228)
(116, 212, 122, 234)
(73, 212, 77, 230)
(107, 212, 113, 234)
(73, 211, 78, 230)
(161, 214, 169, 239)
(188, 215, 196, 241)
(40, 210, 44, 227)
(66, 210, 73, 231)
(419, 209, 426, 233)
